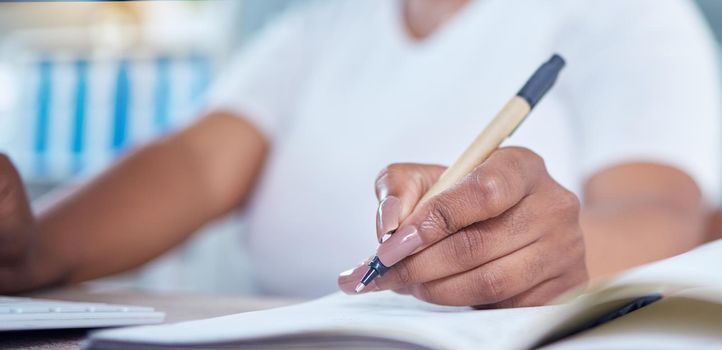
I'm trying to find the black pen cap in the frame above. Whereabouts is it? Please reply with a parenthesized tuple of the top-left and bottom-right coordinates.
(517, 54, 565, 109)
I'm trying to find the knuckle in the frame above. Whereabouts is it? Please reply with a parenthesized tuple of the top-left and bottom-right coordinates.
(505, 205, 531, 237)
(473, 267, 508, 303)
(446, 230, 485, 270)
(555, 189, 581, 219)
(560, 188, 581, 210)
(501, 148, 526, 173)
(425, 199, 457, 236)
(473, 171, 506, 214)
(507, 146, 543, 165)
(505, 147, 546, 176)
(524, 149, 545, 168)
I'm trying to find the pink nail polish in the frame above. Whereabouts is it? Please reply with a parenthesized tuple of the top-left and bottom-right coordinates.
(377, 225, 423, 266)
(376, 196, 401, 242)
(338, 263, 379, 294)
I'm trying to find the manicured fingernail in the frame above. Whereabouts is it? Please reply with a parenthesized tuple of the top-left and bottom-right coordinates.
(376, 196, 401, 243)
(377, 225, 422, 266)
(338, 262, 379, 295)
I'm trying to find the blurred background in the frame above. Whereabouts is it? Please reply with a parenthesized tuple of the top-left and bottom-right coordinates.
(0, 0, 721, 295)
(0, 0, 293, 295)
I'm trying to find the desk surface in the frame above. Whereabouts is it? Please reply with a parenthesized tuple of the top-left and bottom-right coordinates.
(2, 286, 301, 350)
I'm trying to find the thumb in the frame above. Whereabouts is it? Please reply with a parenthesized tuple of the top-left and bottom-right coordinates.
(374, 163, 445, 242)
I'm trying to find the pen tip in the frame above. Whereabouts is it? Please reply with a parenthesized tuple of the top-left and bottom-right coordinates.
(355, 283, 366, 293)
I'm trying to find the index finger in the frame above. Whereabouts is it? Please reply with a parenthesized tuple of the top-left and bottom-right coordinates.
(374, 164, 445, 242)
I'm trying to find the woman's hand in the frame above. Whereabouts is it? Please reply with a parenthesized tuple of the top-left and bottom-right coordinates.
(0, 154, 53, 293)
(339, 147, 588, 308)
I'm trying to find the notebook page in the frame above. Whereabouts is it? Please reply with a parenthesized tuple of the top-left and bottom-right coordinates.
(87, 291, 565, 350)
(87, 240, 722, 349)
(609, 239, 722, 287)
(522, 239, 722, 347)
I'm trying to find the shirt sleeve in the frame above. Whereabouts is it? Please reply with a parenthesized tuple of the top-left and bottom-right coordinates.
(206, 2, 329, 139)
(557, 0, 722, 202)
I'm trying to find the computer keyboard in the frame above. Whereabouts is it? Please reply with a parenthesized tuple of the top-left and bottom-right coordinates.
(0, 296, 165, 331)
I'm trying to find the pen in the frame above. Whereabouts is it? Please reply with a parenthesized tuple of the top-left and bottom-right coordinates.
(356, 54, 566, 292)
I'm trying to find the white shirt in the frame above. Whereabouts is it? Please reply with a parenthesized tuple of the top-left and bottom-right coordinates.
(209, 0, 721, 297)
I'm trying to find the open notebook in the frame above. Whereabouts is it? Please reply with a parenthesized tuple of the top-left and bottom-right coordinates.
(84, 240, 722, 350)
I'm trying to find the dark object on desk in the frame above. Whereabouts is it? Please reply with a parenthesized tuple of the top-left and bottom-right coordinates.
(532, 293, 663, 349)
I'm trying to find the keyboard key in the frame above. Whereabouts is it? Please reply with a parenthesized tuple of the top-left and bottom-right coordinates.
(52, 306, 88, 313)
(121, 306, 155, 312)
(10, 306, 53, 313)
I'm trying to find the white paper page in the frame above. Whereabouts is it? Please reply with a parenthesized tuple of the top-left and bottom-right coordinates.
(89, 291, 564, 350)
(610, 239, 722, 287)
(88, 241, 722, 349)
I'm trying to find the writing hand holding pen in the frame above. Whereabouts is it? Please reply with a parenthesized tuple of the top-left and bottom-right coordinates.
(338, 55, 588, 307)
(338, 148, 588, 308)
